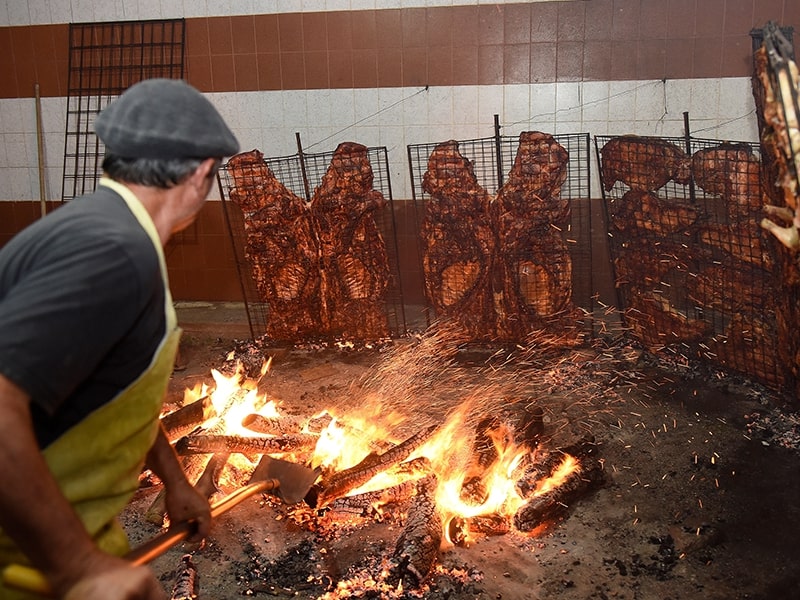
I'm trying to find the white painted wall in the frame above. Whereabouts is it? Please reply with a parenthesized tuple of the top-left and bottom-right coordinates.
(0, 77, 760, 201)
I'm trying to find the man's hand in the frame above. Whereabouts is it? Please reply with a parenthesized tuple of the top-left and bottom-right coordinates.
(145, 423, 211, 541)
(62, 554, 167, 600)
(163, 477, 212, 542)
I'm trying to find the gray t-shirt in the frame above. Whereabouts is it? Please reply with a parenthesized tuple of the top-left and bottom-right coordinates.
(0, 186, 166, 448)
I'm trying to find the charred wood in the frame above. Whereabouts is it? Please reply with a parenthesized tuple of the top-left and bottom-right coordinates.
(327, 480, 418, 517)
(174, 433, 317, 456)
(170, 554, 198, 600)
(161, 396, 215, 442)
(513, 457, 604, 532)
(391, 474, 442, 588)
(315, 424, 438, 507)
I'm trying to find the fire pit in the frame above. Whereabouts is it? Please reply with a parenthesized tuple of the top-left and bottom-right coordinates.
(118, 315, 800, 600)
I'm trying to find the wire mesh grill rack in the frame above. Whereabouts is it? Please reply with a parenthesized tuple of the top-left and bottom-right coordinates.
(407, 132, 593, 343)
(217, 145, 406, 343)
(61, 19, 185, 202)
(595, 133, 793, 391)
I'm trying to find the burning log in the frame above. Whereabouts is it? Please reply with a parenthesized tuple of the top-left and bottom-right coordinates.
(192, 452, 230, 499)
(314, 424, 439, 508)
(240, 413, 306, 436)
(513, 455, 604, 532)
(327, 480, 418, 517)
(161, 396, 215, 442)
(390, 474, 442, 587)
(169, 554, 198, 600)
(174, 433, 317, 456)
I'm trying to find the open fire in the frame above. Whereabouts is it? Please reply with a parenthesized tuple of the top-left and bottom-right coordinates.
(153, 329, 605, 595)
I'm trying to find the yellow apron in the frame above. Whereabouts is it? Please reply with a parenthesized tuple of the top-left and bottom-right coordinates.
(0, 179, 181, 598)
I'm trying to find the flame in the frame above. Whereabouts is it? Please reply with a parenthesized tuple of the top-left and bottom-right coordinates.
(177, 360, 581, 540)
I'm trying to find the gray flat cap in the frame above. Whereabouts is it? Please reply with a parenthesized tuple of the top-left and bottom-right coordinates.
(95, 78, 239, 159)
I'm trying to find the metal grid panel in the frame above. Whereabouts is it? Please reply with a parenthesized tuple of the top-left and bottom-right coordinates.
(408, 133, 591, 201)
(217, 146, 406, 342)
(406, 133, 592, 343)
(596, 134, 790, 390)
(61, 19, 185, 202)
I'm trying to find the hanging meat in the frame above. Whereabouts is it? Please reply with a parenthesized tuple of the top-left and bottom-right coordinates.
(494, 131, 570, 227)
(227, 150, 321, 340)
(421, 140, 496, 338)
(697, 221, 774, 270)
(310, 142, 391, 340)
(493, 225, 575, 339)
(625, 289, 710, 350)
(687, 260, 773, 314)
(691, 144, 764, 220)
(600, 135, 692, 192)
(610, 190, 698, 237)
(612, 238, 695, 290)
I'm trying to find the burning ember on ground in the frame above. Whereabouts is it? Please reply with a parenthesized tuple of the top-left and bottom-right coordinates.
(155, 325, 607, 595)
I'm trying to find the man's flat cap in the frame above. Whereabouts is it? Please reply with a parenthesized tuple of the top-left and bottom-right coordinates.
(95, 78, 239, 159)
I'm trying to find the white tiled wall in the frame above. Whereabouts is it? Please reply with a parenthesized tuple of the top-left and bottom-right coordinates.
(0, 78, 760, 201)
(1, 0, 576, 27)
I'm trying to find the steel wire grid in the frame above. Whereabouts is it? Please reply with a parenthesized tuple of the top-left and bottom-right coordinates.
(217, 146, 406, 342)
(595, 133, 791, 391)
(406, 133, 593, 341)
(61, 19, 185, 202)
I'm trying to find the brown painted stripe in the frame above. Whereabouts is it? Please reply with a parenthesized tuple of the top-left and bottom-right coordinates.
(0, 0, 797, 99)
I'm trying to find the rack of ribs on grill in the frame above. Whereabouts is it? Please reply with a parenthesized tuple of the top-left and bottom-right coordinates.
(227, 150, 322, 340)
(310, 142, 391, 340)
(421, 140, 496, 338)
(692, 144, 764, 220)
(609, 190, 698, 236)
(600, 135, 691, 192)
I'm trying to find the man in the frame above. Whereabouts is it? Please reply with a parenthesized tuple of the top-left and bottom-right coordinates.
(0, 78, 239, 599)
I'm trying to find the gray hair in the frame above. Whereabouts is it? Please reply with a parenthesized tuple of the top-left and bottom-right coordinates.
(102, 154, 208, 189)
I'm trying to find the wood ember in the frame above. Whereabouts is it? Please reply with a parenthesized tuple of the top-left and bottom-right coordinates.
(192, 452, 230, 500)
(390, 474, 443, 588)
(240, 413, 305, 436)
(174, 433, 317, 456)
(610, 190, 697, 236)
(600, 135, 691, 192)
(327, 480, 418, 517)
(513, 455, 604, 532)
(228, 150, 322, 340)
(315, 424, 439, 508)
(161, 396, 215, 442)
(242, 411, 334, 435)
(169, 554, 198, 600)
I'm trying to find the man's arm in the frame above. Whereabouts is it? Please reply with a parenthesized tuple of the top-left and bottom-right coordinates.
(0, 373, 166, 599)
(145, 423, 211, 541)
